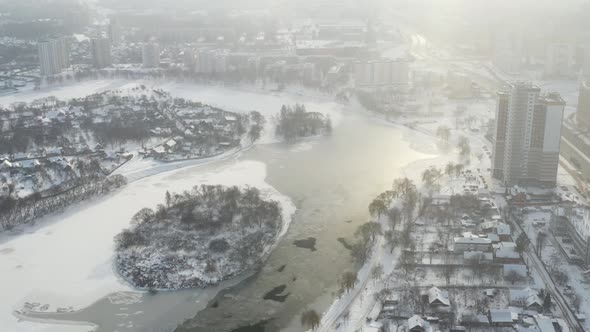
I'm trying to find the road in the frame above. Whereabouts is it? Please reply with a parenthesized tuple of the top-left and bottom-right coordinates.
(510, 217, 584, 331)
(313, 234, 386, 332)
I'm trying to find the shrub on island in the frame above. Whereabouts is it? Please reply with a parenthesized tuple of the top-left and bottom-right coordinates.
(114, 184, 282, 289)
(275, 104, 332, 142)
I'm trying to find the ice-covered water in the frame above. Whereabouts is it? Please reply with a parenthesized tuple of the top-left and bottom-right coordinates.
(0, 81, 436, 332)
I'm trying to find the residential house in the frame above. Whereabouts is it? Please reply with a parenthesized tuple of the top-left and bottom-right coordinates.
(495, 243, 521, 264)
(427, 287, 450, 308)
(510, 288, 543, 311)
(408, 315, 430, 332)
(460, 313, 490, 326)
(489, 309, 514, 326)
(534, 315, 556, 332)
(487, 233, 500, 243)
(497, 222, 512, 241)
(464, 251, 493, 262)
(454, 236, 492, 253)
(504, 264, 528, 279)
(0, 160, 13, 171)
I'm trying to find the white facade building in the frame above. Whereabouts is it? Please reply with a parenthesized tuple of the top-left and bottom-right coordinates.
(353, 59, 409, 89)
(38, 37, 70, 76)
(545, 42, 574, 78)
(196, 49, 228, 74)
(90, 38, 112, 69)
(492, 82, 565, 187)
(142, 43, 160, 68)
(183, 48, 195, 69)
(584, 47, 590, 78)
(108, 19, 122, 45)
(492, 28, 523, 74)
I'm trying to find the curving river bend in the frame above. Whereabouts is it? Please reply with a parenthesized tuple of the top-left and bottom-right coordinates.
(2, 83, 438, 332)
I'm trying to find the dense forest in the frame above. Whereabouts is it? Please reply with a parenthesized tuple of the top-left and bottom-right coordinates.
(115, 184, 283, 289)
(275, 104, 332, 142)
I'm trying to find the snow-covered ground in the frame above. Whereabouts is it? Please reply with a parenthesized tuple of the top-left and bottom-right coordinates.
(0, 78, 351, 332)
(0, 80, 343, 146)
(154, 81, 343, 144)
(0, 160, 295, 332)
(299, 100, 501, 332)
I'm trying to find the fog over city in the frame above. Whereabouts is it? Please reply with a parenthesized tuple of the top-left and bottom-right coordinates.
(2, 1, 590, 332)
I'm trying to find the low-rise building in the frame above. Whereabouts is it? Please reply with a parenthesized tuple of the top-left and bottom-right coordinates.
(454, 237, 492, 253)
(489, 309, 515, 326)
(509, 288, 543, 311)
(426, 287, 450, 307)
(408, 315, 430, 332)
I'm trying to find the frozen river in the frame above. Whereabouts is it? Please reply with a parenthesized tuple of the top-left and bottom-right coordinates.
(0, 81, 437, 332)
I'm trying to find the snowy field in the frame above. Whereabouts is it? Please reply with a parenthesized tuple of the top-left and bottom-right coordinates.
(0, 159, 295, 332)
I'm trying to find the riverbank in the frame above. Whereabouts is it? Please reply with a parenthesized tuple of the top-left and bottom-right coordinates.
(0, 79, 343, 145)
(271, 90, 498, 332)
(0, 79, 344, 332)
(0, 79, 439, 332)
(0, 160, 295, 332)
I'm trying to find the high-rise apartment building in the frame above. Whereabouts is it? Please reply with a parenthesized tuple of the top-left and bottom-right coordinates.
(90, 38, 112, 69)
(38, 37, 70, 76)
(108, 19, 122, 45)
(195, 49, 228, 74)
(492, 28, 523, 74)
(183, 48, 195, 69)
(492, 82, 565, 187)
(577, 81, 590, 127)
(545, 42, 574, 77)
(353, 59, 409, 89)
(142, 43, 160, 68)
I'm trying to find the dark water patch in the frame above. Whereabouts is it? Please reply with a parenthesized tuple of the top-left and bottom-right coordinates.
(231, 320, 269, 332)
(293, 237, 316, 251)
(262, 285, 289, 302)
(337, 237, 353, 250)
(210, 301, 219, 308)
(277, 264, 286, 272)
(345, 219, 353, 223)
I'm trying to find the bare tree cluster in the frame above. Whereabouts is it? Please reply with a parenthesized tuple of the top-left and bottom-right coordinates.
(0, 174, 126, 230)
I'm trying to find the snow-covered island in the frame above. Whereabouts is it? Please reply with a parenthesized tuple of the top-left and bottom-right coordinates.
(114, 184, 283, 289)
(275, 104, 332, 142)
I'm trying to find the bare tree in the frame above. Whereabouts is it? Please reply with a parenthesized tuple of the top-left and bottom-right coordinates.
(384, 230, 397, 253)
(387, 207, 402, 230)
(369, 198, 388, 218)
(515, 232, 529, 253)
(341, 271, 358, 293)
(371, 264, 384, 283)
(399, 249, 416, 275)
(301, 309, 321, 330)
(505, 270, 524, 285)
(442, 263, 455, 285)
(457, 136, 471, 159)
(436, 125, 451, 142)
(445, 162, 455, 177)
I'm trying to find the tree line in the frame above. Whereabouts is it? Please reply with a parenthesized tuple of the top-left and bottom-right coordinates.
(115, 184, 283, 289)
(275, 104, 332, 142)
(0, 174, 127, 231)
